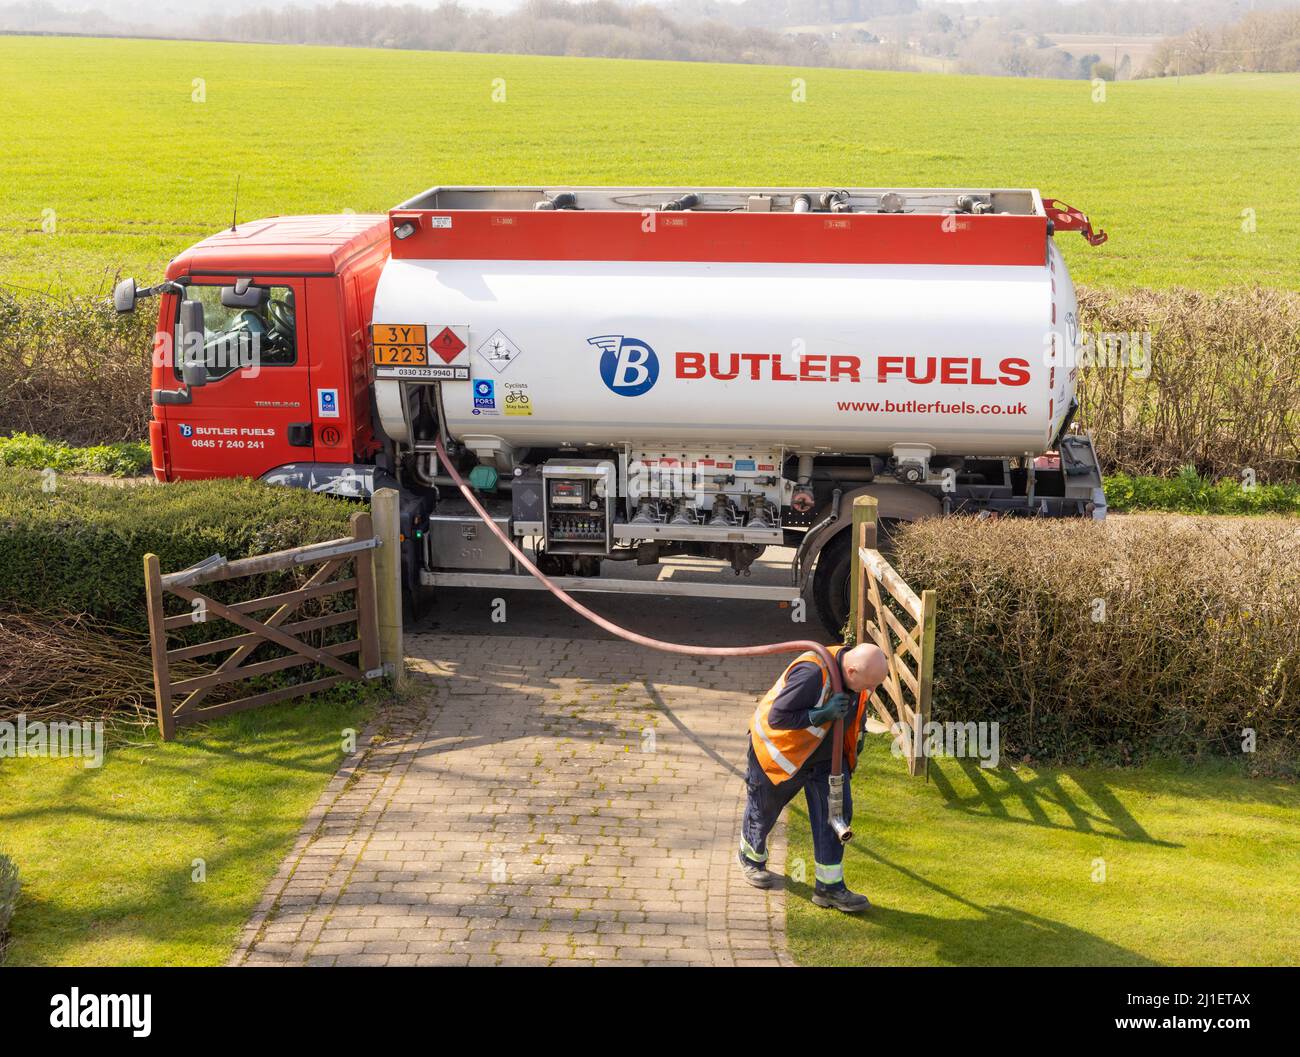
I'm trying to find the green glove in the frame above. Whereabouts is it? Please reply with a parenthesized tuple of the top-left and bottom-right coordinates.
(809, 691, 854, 727)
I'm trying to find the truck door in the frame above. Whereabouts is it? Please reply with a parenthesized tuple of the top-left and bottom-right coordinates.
(161, 277, 316, 480)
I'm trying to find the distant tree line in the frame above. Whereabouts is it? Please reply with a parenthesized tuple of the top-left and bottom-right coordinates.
(907, 12, 1094, 79)
(826, 0, 1300, 80)
(1142, 7, 1300, 76)
(918, 0, 1298, 39)
(5, 0, 1296, 80)
(189, 0, 910, 70)
(662, 0, 919, 29)
(0, 1, 128, 34)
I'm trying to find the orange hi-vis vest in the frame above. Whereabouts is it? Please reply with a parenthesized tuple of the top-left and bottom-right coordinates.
(750, 646, 872, 785)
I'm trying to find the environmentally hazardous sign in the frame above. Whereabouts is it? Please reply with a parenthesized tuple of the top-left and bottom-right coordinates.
(476, 330, 523, 373)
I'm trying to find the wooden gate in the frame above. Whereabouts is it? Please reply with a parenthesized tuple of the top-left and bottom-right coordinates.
(848, 495, 937, 777)
(143, 511, 383, 740)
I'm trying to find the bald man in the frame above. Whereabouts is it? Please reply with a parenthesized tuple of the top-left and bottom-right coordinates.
(740, 642, 889, 912)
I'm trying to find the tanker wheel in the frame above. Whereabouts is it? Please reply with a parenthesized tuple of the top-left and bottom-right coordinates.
(812, 534, 853, 638)
(811, 520, 905, 638)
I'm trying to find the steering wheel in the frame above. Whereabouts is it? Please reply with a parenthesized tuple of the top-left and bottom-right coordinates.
(267, 297, 295, 342)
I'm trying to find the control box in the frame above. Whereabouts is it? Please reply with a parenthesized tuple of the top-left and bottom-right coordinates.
(542, 460, 615, 554)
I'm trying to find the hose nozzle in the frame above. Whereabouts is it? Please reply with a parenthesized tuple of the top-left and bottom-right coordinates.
(828, 773, 853, 845)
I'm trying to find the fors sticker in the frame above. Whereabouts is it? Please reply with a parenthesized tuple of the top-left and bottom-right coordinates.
(317, 388, 340, 418)
(471, 378, 498, 416)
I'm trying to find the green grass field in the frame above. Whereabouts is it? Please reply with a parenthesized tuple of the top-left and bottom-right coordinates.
(0, 36, 1297, 294)
(787, 740, 1300, 966)
(0, 690, 370, 966)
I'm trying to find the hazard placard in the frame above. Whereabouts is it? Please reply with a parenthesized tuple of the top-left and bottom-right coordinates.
(429, 326, 469, 364)
(371, 323, 428, 366)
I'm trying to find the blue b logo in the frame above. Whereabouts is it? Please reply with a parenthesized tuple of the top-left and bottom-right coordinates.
(589, 335, 659, 397)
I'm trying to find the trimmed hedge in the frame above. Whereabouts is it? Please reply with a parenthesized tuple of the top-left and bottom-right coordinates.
(892, 515, 1300, 769)
(0, 468, 360, 632)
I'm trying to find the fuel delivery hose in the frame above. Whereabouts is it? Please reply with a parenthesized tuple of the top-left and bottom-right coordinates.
(432, 435, 854, 844)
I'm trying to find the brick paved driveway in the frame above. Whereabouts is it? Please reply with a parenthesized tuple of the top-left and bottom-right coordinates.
(232, 631, 796, 966)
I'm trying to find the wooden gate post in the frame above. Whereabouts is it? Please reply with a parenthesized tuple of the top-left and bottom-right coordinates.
(848, 494, 878, 643)
(372, 487, 406, 686)
(915, 588, 937, 778)
(350, 510, 382, 678)
(142, 552, 174, 740)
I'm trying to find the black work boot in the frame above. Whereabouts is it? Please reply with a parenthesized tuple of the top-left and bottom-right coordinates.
(812, 883, 871, 913)
(737, 850, 775, 889)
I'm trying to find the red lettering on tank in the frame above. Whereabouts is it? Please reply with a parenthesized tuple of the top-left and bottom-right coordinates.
(677, 352, 705, 379)
(905, 356, 936, 384)
(709, 353, 739, 380)
(799, 355, 827, 381)
(940, 357, 969, 384)
(830, 356, 861, 383)
(675, 351, 1030, 386)
(999, 358, 1031, 386)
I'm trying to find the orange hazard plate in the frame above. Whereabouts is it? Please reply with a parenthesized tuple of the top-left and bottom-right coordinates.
(371, 324, 428, 366)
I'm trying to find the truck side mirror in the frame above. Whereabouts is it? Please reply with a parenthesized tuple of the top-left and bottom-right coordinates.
(178, 299, 208, 388)
(113, 278, 137, 314)
(220, 280, 269, 310)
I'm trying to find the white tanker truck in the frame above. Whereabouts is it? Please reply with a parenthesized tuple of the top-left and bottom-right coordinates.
(125, 185, 1108, 633)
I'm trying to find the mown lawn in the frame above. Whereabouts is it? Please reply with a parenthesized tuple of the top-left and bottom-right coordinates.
(0, 689, 371, 966)
(786, 740, 1300, 966)
(0, 35, 1296, 293)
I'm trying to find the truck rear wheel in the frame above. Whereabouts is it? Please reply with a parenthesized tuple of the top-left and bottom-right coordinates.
(812, 534, 852, 637)
(811, 519, 906, 637)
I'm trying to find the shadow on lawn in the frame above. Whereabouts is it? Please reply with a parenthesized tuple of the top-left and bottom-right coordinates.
(2, 828, 296, 966)
(927, 758, 1182, 848)
(790, 846, 1160, 966)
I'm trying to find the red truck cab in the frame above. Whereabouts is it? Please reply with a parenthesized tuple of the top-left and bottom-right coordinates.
(147, 214, 389, 482)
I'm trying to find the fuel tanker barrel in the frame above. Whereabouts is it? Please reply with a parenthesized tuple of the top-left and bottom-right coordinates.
(370, 187, 1084, 459)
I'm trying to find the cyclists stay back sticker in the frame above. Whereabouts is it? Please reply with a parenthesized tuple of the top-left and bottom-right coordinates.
(502, 382, 532, 416)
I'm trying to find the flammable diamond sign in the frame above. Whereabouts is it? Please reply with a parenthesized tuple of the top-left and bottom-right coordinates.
(429, 326, 467, 364)
(476, 329, 523, 373)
